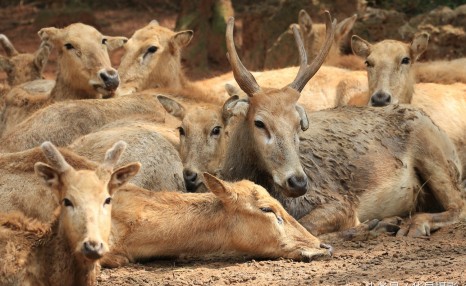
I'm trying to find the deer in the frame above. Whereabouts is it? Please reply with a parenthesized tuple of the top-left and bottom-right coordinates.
(0, 23, 127, 137)
(157, 95, 239, 192)
(101, 173, 332, 268)
(338, 33, 466, 182)
(264, 10, 363, 71)
(0, 33, 51, 87)
(0, 145, 332, 267)
(0, 141, 140, 285)
(219, 12, 466, 238)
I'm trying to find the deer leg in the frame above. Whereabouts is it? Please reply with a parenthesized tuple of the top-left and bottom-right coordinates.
(400, 143, 466, 237)
(99, 251, 130, 268)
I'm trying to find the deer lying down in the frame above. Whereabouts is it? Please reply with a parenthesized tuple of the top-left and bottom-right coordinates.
(0, 145, 331, 268)
(101, 173, 331, 268)
(0, 23, 127, 137)
(339, 33, 466, 182)
(0, 34, 51, 87)
(68, 118, 186, 192)
(220, 13, 466, 238)
(0, 141, 139, 285)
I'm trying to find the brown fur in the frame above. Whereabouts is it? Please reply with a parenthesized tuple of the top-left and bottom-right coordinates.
(413, 58, 466, 84)
(101, 174, 331, 268)
(0, 34, 51, 87)
(0, 93, 166, 152)
(0, 147, 331, 268)
(0, 141, 139, 285)
(264, 10, 364, 71)
(0, 23, 126, 137)
(221, 15, 466, 238)
(340, 34, 466, 180)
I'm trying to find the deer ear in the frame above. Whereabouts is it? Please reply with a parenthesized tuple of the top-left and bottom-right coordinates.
(351, 35, 371, 58)
(105, 36, 129, 51)
(108, 163, 141, 194)
(222, 95, 240, 123)
(150, 19, 159, 26)
(38, 27, 62, 45)
(410, 32, 429, 61)
(335, 14, 357, 42)
(203, 173, 237, 204)
(33, 41, 52, 72)
(224, 83, 242, 97)
(295, 104, 309, 131)
(157, 95, 186, 120)
(298, 9, 313, 35)
(172, 30, 193, 48)
(35, 162, 60, 189)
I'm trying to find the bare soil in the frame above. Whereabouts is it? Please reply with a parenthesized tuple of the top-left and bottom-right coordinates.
(2, 5, 466, 286)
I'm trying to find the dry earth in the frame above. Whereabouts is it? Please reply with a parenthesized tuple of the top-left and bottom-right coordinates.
(1, 5, 466, 286)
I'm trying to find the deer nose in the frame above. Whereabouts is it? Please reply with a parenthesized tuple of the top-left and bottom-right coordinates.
(370, 91, 391, 107)
(99, 68, 119, 90)
(286, 175, 308, 197)
(82, 240, 105, 260)
(183, 168, 199, 192)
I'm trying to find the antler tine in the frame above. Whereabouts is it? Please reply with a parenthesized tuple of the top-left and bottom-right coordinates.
(288, 11, 336, 92)
(40, 141, 71, 173)
(226, 17, 261, 97)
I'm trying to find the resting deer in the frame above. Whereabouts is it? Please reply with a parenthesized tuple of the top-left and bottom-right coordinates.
(0, 34, 51, 87)
(219, 13, 465, 237)
(338, 33, 466, 182)
(0, 141, 139, 285)
(0, 23, 127, 137)
(0, 145, 331, 267)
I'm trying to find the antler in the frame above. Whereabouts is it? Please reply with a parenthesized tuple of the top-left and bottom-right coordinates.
(288, 11, 336, 92)
(40, 142, 72, 173)
(225, 17, 261, 97)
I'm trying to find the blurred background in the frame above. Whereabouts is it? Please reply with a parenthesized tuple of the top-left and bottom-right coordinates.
(0, 0, 465, 80)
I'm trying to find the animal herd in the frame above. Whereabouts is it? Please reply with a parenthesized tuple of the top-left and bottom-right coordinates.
(0, 8, 465, 286)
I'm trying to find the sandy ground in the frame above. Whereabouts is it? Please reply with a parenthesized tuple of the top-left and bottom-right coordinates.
(2, 5, 466, 286)
(98, 221, 466, 286)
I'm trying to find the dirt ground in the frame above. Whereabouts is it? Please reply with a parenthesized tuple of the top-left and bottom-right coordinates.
(1, 4, 466, 286)
(97, 222, 466, 286)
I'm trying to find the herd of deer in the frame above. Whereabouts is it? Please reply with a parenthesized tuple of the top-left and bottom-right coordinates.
(0, 8, 465, 285)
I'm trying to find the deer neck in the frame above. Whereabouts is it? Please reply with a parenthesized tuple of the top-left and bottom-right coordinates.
(50, 74, 100, 102)
(35, 219, 99, 286)
(112, 189, 238, 259)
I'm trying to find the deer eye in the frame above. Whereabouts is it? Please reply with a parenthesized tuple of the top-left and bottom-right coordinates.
(177, 126, 185, 136)
(104, 197, 112, 205)
(364, 60, 373, 68)
(63, 198, 74, 207)
(211, 126, 221, 136)
(102, 38, 108, 45)
(64, 43, 75, 50)
(260, 207, 274, 213)
(254, 120, 265, 129)
(147, 46, 158, 53)
(401, 57, 410, 65)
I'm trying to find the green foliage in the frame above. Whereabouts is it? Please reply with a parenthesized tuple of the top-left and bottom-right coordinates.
(366, 0, 466, 16)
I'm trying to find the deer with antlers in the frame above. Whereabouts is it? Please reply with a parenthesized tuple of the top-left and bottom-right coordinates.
(220, 12, 465, 237)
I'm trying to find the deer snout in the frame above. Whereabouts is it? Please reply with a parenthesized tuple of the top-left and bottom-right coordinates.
(370, 91, 391, 107)
(183, 168, 200, 192)
(99, 68, 120, 91)
(285, 175, 308, 197)
(82, 240, 106, 260)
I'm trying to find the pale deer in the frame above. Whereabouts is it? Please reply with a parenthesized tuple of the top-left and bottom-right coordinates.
(0, 34, 51, 87)
(344, 33, 466, 181)
(0, 141, 140, 285)
(0, 145, 331, 267)
(220, 13, 465, 237)
(0, 23, 127, 137)
(101, 173, 332, 268)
